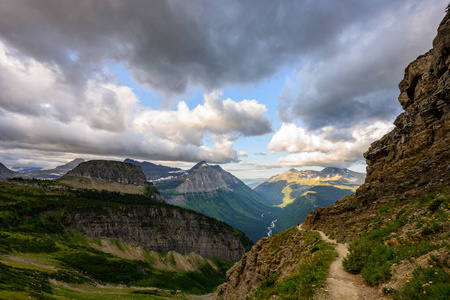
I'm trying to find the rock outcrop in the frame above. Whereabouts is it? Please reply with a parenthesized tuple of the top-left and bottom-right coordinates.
(215, 228, 300, 299)
(61, 160, 163, 200)
(0, 163, 15, 180)
(303, 11, 450, 239)
(63, 205, 252, 262)
(215, 227, 334, 299)
(64, 160, 147, 185)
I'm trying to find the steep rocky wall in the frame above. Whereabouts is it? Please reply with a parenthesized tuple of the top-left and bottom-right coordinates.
(63, 205, 251, 262)
(303, 12, 450, 239)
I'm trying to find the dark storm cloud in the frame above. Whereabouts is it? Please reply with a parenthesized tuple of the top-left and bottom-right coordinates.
(277, 0, 447, 131)
(0, 0, 391, 97)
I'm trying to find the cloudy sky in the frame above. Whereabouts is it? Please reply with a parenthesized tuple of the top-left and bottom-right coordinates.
(0, 0, 447, 179)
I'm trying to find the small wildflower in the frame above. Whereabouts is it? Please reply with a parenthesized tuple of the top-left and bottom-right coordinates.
(423, 291, 426, 294)
(406, 280, 410, 283)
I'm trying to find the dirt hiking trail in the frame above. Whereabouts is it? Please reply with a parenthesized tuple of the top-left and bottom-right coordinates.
(298, 224, 388, 300)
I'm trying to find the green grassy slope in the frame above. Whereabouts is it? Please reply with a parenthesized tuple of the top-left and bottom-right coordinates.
(341, 192, 449, 299)
(0, 178, 240, 298)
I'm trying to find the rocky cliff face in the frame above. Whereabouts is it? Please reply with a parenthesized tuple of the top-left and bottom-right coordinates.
(63, 205, 252, 262)
(215, 227, 335, 299)
(303, 12, 450, 239)
(215, 228, 303, 299)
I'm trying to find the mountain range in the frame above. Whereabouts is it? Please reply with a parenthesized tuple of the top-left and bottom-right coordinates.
(0, 159, 254, 297)
(255, 167, 365, 234)
(152, 161, 276, 242)
(1, 156, 365, 242)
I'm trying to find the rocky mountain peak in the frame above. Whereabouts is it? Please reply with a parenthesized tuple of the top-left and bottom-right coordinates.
(53, 158, 85, 171)
(191, 160, 209, 170)
(175, 162, 238, 193)
(0, 163, 15, 180)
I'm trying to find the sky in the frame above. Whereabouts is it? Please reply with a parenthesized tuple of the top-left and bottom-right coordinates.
(0, 0, 447, 180)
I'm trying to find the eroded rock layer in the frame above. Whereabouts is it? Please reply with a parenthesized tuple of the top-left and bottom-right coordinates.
(63, 205, 252, 262)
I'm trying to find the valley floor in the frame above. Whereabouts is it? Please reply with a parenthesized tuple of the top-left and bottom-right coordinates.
(298, 224, 389, 300)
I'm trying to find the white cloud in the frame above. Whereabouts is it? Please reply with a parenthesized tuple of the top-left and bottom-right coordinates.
(238, 151, 248, 157)
(132, 90, 272, 146)
(268, 121, 393, 167)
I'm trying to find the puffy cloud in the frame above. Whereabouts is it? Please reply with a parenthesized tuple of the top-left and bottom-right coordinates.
(268, 121, 394, 167)
(238, 151, 248, 158)
(0, 42, 137, 132)
(132, 90, 271, 146)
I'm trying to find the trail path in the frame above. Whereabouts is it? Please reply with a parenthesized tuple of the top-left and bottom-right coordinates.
(298, 224, 388, 300)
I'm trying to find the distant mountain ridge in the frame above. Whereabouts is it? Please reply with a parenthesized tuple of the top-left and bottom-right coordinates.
(255, 167, 365, 207)
(19, 158, 84, 179)
(124, 158, 184, 181)
(255, 167, 365, 234)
